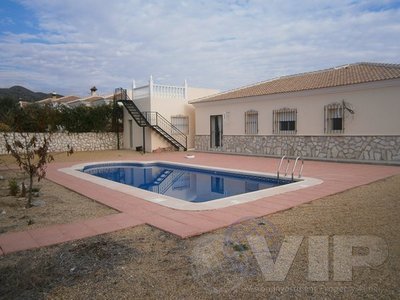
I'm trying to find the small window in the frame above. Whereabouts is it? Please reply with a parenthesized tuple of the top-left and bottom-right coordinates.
(245, 110, 258, 134)
(325, 103, 344, 133)
(171, 115, 189, 134)
(273, 108, 297, 134)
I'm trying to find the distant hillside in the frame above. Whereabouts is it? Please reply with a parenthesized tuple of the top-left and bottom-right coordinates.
(0, 86, 63, 102)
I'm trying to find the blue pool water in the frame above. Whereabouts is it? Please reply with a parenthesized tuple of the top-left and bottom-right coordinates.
(82, 162, 291, 203)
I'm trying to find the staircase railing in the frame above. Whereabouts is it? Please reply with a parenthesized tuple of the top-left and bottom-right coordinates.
(125, 100, 149, 127)
(114, 87, 128, 102)
(144, 112, 187, 150)
(115, 87, 187, 150)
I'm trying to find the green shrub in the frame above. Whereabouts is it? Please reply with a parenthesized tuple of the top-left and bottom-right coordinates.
(1, 99, 119, 133)
(8, 178, 19, 196)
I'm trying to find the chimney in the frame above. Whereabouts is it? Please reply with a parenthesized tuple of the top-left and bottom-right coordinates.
(90, 86, 97, 96)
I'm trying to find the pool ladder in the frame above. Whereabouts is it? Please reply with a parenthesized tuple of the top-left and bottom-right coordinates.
(277, 155, 304, 181)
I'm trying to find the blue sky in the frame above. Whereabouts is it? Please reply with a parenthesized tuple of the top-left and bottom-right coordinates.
(0, 0, 400, 96)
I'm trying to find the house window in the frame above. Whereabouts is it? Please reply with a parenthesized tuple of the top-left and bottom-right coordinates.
(245, 110, 258, 134)
(171, 115, 189, 134)
(325, 103, 344, 133)
(273, 108, 297, 134)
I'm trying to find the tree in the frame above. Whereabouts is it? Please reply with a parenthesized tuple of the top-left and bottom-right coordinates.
(3, 132, 72, 207)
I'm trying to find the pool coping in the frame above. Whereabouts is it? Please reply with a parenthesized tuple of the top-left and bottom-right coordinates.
(60, 160, 323, 210)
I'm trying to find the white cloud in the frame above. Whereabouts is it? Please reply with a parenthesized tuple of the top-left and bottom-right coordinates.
(0, 0, 399, 95)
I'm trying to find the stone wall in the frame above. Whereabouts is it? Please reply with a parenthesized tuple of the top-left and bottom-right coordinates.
(195, 135, 400, 162)
(0, 132, 121, 154)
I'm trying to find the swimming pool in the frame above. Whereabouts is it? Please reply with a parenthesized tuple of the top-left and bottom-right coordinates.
(82, 162, 292, 203)
(60, 161, 322, 210)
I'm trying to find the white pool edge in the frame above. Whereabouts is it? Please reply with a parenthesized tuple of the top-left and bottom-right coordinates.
(59, 160, 323, 211)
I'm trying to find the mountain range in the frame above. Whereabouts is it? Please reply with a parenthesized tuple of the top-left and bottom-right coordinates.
(0, 86, 63, 102)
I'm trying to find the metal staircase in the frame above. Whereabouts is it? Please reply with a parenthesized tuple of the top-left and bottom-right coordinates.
(114, 88, 187, 151)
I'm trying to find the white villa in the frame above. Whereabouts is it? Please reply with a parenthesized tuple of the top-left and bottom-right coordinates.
(120, 77, 218, 152)
(189, 62, 400, 163)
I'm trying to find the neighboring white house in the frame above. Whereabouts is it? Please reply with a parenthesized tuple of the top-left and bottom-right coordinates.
(189, 62, 400, 163)
(122, 77, 218, 152)
(37, 94, 80, 106)
(36, 86, 112, 108)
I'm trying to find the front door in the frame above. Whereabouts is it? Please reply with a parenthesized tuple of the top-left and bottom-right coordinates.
(210, 115, 223, 148)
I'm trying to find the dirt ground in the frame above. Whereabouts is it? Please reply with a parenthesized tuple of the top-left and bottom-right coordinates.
(0, 151, 399, 299)
(0, 169, 117, 234)
(0, 150, 142, 233)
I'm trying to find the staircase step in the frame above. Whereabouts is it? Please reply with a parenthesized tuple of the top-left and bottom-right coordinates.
(120, 97, 186, 151)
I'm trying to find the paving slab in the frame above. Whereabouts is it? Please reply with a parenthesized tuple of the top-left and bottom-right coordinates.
(0, 231, 40, 254)
(28, 226, 67, 247)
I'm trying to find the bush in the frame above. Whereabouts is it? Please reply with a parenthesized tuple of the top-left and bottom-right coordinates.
(8, 178, 19, 196)
(59, 105, 114, 132)
(0, 98, 120, 133)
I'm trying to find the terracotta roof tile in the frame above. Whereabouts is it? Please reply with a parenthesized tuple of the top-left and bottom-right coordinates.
(190, 62, 400, 103)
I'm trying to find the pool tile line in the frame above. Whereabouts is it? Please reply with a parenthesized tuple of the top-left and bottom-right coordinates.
(1, 152, 399, 255)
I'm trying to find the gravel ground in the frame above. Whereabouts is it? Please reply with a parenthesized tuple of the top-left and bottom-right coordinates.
(0, 166, 399, 299)
(0, 169, 117, 234)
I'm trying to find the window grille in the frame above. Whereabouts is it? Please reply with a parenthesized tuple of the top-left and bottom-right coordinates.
(245, 110, 258, 134)
(324, 103, 344, 133)
(273, 108, 297, 134)
(171, 115, 189, 134)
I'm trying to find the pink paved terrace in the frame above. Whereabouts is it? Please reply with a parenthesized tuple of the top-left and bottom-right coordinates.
(1, 152, 399, 255)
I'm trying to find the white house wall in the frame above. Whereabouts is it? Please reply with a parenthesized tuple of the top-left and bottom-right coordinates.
(193, 80, 400, 162)
(150, 87, 218, 150)
(123, 85, 218, 152)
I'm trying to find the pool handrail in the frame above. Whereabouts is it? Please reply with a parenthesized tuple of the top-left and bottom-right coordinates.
(277, 155, 291, 180)
(291, 156, 304, 181)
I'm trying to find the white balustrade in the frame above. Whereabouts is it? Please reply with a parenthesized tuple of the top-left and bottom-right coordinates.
(132, 82, 186, 100)
(152, 84, 186, 99)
